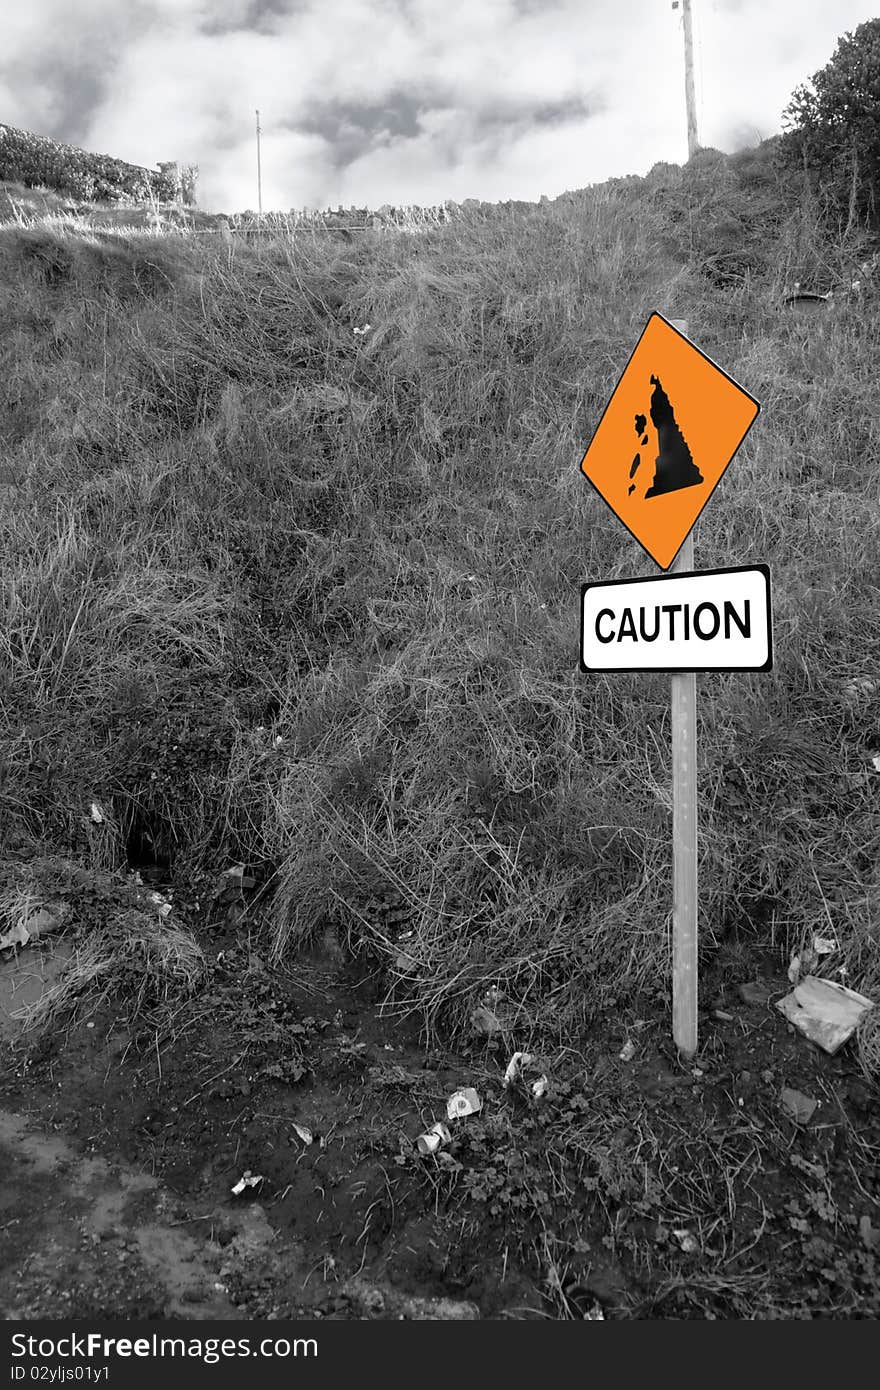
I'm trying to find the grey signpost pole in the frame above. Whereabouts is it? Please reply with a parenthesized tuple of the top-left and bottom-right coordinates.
(669, 319, 698, 1059)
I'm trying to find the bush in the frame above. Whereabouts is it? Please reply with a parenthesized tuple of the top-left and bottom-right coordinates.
(781, 18, 880, 227)
(0, 123, 196, 208)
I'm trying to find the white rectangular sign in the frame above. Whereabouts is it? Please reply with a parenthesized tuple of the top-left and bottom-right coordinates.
(581, 564, 772, 673)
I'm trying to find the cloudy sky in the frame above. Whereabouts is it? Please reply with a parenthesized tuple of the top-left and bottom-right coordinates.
(2, 1, 879, 213)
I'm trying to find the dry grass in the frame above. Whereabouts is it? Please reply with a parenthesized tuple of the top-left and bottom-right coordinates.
(11, 914, 206, 1035)
(0, 152, 878, 1063)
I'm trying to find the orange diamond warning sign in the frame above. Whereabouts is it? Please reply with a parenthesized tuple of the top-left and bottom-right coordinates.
(579, 313, 760, 570)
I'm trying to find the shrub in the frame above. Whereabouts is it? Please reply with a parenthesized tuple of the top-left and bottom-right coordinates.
(781, 18, 880, 227)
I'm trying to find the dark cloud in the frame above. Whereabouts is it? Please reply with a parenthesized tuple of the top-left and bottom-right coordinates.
(296, 94, 426, 168)
(0, 3, 155, 150)
(298, 90, 596, 171)
(10, 57, 108, 148)
(510, 0, 563, 12)
(199, 0, 304, 39)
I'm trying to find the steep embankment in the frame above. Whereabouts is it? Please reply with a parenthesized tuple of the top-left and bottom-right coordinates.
(0, 144, 879, 1318)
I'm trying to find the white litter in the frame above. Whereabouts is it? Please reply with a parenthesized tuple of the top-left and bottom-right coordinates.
(531, 1075, 549, 1100)
(0, 921, 29, 952)
(446, 1088, 482, 1120)
(291, 1123, 313, 1146)
(672, 1229, 699, 1254)
(812, 935, 838, 956)
(90, 801, 105, 824)
(231, 1171, 264, 1195)
(416, 1122, 452, 1156)
(776, 975, 874, 1054)
(503, 1051, 534, 1088)
(619, 1040, 636, 1062)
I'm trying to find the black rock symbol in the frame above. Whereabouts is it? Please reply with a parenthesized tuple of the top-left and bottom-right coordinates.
(643, 375, 703, 497)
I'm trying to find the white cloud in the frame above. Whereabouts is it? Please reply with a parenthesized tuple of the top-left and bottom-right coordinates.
(1, 0, 879, 211)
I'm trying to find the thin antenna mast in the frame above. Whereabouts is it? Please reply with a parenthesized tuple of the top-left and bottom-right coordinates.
(256, 108, 263, 216)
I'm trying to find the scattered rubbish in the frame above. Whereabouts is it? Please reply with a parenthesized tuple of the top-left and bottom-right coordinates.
(619, 1040, 636, 1062)
(0, 922, 29, 953)
(738, 981, 773, 1006)
(503, 1051, 534, 1088)
(0, 903, 67, 953)
(812, 935, 838, 956)
(672, 1229, 699, 1254)
(446, 1088, 482, 1120)
(147, 891, 173, 919)
(471, 1004, 503, 1036)
(783, 290, 832, 312)
(584, 1304, 605, 1321)
(231, 1171, 264, 1195)
(273, 735, 284, 748)
(89, 801, 105, 824)
(871, 754, 880, 774)
(780, 1087, 818, 1125)
(290, 1123, 313, 1146)
(788, 937, 838, 983)
(713, 1009, 734, 1022)
(416, 1122, 452, 1156)
(842, 676, 876, 703)
(531, 1075, 549, 1100)
(776, 975, 874, 1055)
(353, 324, 372, 336)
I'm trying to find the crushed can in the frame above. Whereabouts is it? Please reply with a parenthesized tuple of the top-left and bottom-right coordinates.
(416, 1121, 452, 1156)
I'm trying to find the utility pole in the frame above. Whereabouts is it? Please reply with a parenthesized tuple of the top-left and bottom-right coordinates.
(681, 0, 700, 159)
(255, 108, 263, 217)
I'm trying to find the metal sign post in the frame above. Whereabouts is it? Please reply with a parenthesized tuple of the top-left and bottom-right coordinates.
(670, 529, 698, 1057)
(667, 320, 697, 1058)
(578, 313, 764, 1062)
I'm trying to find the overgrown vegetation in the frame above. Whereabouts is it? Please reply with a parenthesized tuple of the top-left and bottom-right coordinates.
(781, 17, 880, 230)
(0, 121, 197, 206)
(0, 140, 878, 1062)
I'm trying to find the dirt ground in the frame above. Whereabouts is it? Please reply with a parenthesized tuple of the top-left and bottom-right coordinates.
(1, 889, 878, 1321)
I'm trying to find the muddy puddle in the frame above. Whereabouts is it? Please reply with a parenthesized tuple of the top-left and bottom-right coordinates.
(0, 939, 74, 1042)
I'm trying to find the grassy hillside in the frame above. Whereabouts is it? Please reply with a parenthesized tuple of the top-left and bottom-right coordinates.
(1, 141, 878, 1064)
